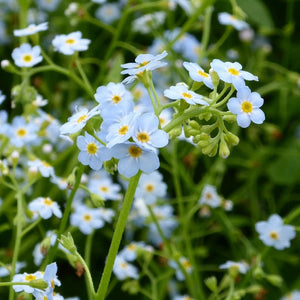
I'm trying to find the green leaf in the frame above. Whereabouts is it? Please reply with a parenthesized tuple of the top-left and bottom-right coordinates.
(237, 0, 274, 29)
(267, 151, 300, 185)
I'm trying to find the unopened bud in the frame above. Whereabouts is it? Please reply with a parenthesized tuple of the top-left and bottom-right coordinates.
(40, 236, 52, 256)
(209, 69, 219, 88)
(225, 132, 239, 146)
(265, 274, 283, 287)
(42, 144, 53, 154)
(90, 193, 104, 207)
(168, 126, 182, 139)
(29, 279, 48, 290)
(59, 232, 77, 254)
(122, 280, 140, 295)
(205, 276, 217, 292)
(219, 138, 230, 159)
(189, 120, 201, 130)
(223, 114, 237, 123)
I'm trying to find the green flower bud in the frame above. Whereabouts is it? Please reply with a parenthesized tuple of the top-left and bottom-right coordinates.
(29, 279, 48, 290)
(219, 138, 230, 159)
(204, 276, 218, 292)
(253, 267, 264, 280)
(194, 133, 210, 144)
(199, 112, 212, 121)
(202, 142, 218, 157)
(40, 235, 52, 256)
(59, 232, 77, 254)
(210, 69, 219, 88)
(66, 167, 78, 188)
(90, 193, 104, 207)
(265, 274, 283, 287)
(189, 120, 201, 130)
(228, 265, 240, 278)
(169, 126, 182, 139)
(122, 280, 140, 295)
(223, 114, 237, 123)
(191, 81, 203, 91)
(103, 158, 118, 174)
(1, 60, 18, 73)
(224, 132, 239, 146)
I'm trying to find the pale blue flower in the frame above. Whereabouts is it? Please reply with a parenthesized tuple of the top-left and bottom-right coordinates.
(13, 22, 48, 36)
(94, 82, 134, 109)
(8, 116, 38, 147)
(36, 0, 61, 12)
(12, 43, 43, 67)
(218, 12, 249, 31)
(210, 59, 258, 90)
(70, 204, 105, 234)
(133, 113, 169, 150)
(227, 86, 265, 128)
(88, 177, 121, 201)
(113, 255, 139, 280)
(183, 62, 213, 89)
(198, 184, 221, 208)
(28, 159, 55, 177)
(12, 271, 44, 294)
(255, 214, 296, 250)
(169, 257, 193, 281)
(111, 142, 160, 178)
(281, 290, 300, 300)
(28, 197, 62, 219)
(52, 31, 91, 55)
(77, 132, 110, 170)
(121, 51, 168, 84)
(95, 3, 121, 24)
(135, 171, 167, 204)
(164, 83, 209, 106)
(219, 260, 249, 274)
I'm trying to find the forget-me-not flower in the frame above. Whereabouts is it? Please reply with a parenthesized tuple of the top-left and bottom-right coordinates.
(12, 43, 43, 67)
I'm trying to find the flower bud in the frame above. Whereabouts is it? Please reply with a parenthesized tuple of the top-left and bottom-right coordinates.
(59, 232, 77, 254)
(90, 193, 104, 207)
(29, 279, 48, 290)
(168, 126, 182, 139)
(224, 132, 239, 146)
(189, 120, 201, 130)
(1, 60, 18, 73)
(265, 274, 283, 287)
(40, 236, 52, 256)
(205, 276, 217, 292)
(209, 69, 219, 88)
(219, 138, 230, 159)
(223, 114, 237, 123)
(122, 280, 140, 295)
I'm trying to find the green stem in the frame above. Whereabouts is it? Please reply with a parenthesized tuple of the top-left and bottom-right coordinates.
(21, 217, 41, 238)
(75, 57, 94, 94)
(95, 171, 142, 300)
(84, 231, 95, 300)
(43, 165, 85, 267)
(75, 247, 96, 298)
(207, 26, 233, 56)
(213, 86, 235, 108)
(28, 65, 94, 98)
(9, 191, 24, 300)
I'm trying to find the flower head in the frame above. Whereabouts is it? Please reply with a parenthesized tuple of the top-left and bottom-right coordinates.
(227, 86, 265, 128)
(183, 62, 213, 89)
(13, 22, 48, 36)
(12, 43, 43, 67)
(210, 59, 258, 90)
(255, 214, 296, 250)
(219, 260, 249, 274)
(52, 31, 91, 55)
(218, 12, 249, 31)
(113, 255, 139, 280)
(28, 197, 62, 219)
(164, 83, 208, 106)
(198, 184, 221, 208)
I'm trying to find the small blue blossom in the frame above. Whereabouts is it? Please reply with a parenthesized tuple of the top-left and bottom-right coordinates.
(219, 260, 249, 274)
(95, 3, 121, 24)
(164, 83, 209, 106)
(12, 43, 43, 67)
(255, 214, 296, 250)
(227, 86, 265, 128)
(0, 90, 6, 105)
(210, 59, 258, 90)
(13, 22, 48, 36)
(183, 62, 213, 89)
(28, 197, 62, 219)
(133, 113, 169, 150)
(218, 12, 249, 31)
(111, 142, 160, 178)
(113, 255, 139, 280)
(77, 132, 110, 170)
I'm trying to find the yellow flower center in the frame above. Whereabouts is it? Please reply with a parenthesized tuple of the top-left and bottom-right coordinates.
(128, 145, 142, 158)
(120, 262, 128, 269)
(137, 132, 150, 143)
(112, 95, 122, 103)
(42, 161, 51, 168)
(139, 61, 149, 67)
(17, 128, 27, 137)
(241, 101, 253, 113)
(43, 198, 53, 206)
(145, 184, 154, 192)
(205, 193, 212, 200)
(182, 259, 191, 270)
(270, 231, 278, 240)
(128, 244, 137, 251)
(118, 125, 129, 135)
(87, 143, 98, 154)
(182, 92, 192, 99)
(25, 274, 36, 281)
(159, 117, 166, 126)
(83, 214, 91, 221)
(65, 38, 75, 44)
(77, 114, 87, 123)
(198, 70, 209, 78)
(228, 68, 239, 76)
(23, 54, 33, 62)
(100, 186, 109, 193)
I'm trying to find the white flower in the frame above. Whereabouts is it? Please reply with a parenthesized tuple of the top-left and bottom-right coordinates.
(183, 62, 213, 89)
(13, 22, 48, 36)
(281, 290, 300, 300)
(255, 214, 296, 250)
(95, 3, 121, 24)
(12, 271, 44, 294)
(28, 159, 55, 177)
(164, 83, 208, 106)
(52, 31, 91, 55)
(113, 255, 139, 280)
(210, 59, 258, 90)
(227, 86, 265, 128)
(218, 12, 249, 31)
(28, 197, 62, 219)
(198, 184, 221, 208)
(219, 260, 249, 274)
(12, 43, 43, 67)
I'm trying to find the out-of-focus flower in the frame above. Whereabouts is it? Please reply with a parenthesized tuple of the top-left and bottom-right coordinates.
(13, 22, 48, 36)
(218, 12, 249, 31)
(12, 43, 43, 67)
